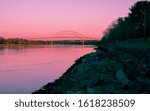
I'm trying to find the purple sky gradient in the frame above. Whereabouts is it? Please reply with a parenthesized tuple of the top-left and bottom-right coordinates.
(0, 0, 140, 38)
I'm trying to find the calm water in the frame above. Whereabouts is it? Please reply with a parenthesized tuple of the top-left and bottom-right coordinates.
(0, 45, 95, 93)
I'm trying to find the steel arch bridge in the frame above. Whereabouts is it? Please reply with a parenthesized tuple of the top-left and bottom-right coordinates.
(52, 31, 85, 38)
(28, 31, 99, 45)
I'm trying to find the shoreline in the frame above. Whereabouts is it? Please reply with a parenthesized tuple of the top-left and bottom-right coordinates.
(33, 39, 150, 94)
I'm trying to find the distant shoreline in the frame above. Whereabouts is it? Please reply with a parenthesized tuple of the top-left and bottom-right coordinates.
(0, 37, 98, 45)
(0, 42, 97, 46)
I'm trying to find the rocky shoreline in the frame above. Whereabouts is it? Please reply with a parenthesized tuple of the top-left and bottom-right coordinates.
(33, 45, 150, 94)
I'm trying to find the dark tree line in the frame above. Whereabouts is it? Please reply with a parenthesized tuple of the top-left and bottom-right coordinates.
(101, 1, 150, 43)
(0, 37, 29, 44)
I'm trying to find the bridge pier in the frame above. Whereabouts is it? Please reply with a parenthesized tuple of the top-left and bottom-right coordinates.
(50, 40, 53, 45)
(82, 40, 85, 45)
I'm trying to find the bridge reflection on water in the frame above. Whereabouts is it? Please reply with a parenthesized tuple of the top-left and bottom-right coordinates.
(27, 31, 99, 45)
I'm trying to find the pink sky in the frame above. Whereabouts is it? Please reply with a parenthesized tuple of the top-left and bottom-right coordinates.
(0, 0, 139, 39)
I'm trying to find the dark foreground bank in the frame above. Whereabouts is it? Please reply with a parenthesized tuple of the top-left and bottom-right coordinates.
(33, 39, 150, 94)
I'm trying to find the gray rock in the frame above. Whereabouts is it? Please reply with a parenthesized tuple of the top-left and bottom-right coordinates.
(98, 74, 118, 84)
(78, 80, 93, 87)
(116, 69, 130, 86)
(86, 87, 102, 94)
(104, 84, 115, 93)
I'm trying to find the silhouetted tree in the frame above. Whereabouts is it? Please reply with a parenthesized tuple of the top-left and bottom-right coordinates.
(128, 0, 150, 38)
(101, 1, 150, 43)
